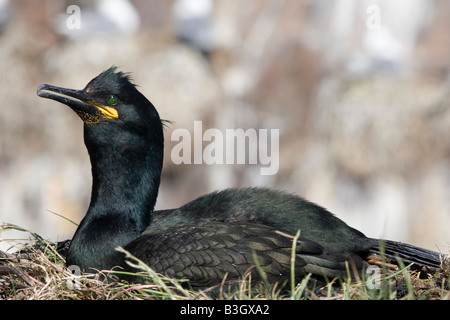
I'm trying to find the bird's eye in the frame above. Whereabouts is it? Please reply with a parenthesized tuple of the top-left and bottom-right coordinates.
(107, 95, 118, 106)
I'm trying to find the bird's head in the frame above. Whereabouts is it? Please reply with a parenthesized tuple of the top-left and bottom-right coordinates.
(37, 66, 164, 153)
(38, 67, 164, 215)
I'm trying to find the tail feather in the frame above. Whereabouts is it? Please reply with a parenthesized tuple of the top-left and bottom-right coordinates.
(368, 238, 441, 270)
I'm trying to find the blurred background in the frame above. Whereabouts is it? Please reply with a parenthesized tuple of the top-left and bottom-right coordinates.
(0, 0, 449, 253)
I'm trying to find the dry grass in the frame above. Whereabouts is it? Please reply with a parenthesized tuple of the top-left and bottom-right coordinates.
(1, 223, 449, 300)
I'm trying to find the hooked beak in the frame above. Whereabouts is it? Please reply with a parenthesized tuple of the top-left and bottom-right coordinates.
(37, 84, 118, 123)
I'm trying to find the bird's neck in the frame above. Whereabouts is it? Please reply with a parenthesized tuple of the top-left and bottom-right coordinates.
(87, 146, 161, 223)
(67, 130, 163, 271)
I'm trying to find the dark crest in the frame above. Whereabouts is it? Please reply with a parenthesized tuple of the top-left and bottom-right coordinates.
(85, 66, 136, 94)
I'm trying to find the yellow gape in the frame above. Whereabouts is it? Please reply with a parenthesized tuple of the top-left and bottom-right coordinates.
(81, 99, 119, 123)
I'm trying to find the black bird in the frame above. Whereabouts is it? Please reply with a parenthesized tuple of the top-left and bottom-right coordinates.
(37, 67, 441, 288)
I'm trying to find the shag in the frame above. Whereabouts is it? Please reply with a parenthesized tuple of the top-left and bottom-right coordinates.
(37, 67, 441, 288)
